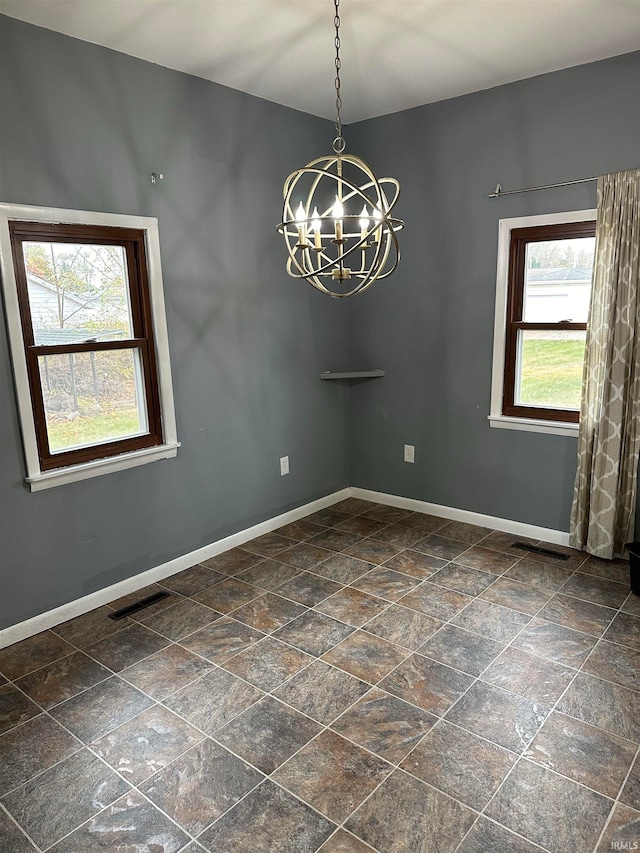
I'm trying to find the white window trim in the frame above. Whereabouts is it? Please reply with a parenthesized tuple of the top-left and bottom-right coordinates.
(489, 208, 596, 438)
(0, 203, 179, 490)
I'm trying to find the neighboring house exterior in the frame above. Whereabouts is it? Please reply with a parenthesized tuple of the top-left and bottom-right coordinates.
(27, 272, 97, 339)
(525, 267, 592, 323)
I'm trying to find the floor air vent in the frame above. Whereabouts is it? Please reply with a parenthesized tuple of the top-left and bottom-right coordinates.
(108, 590, 170, 620)
(512, 542, 570, 560)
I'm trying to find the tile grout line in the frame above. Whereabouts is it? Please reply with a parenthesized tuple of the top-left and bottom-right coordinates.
(578, 633, 639, 690)
(1, 634, 635, 767)
(39, 782, 199, 852)
(400, 612, 633, 844)
(0, 505, 616, 654)
(448, 608, 626, 853)
(234, 542, 569, 851)
(451, 811, 552, 853)
(0, 708, 85, 800)
(589, 742, 640, 853)
(8, 525, 632, 770)
(447, 581, 636, 745)
(0, 648, 79, 685)
(65, 532, 636, 852)
(332, 764, 482, 853)
(319, 824, 384, 853)
(393, 564, 637, 847)
(474, 752, 619, 846)
(1, 506, 636, 853)
(2, 699, 190, 851)
(329, 563, 548, 724)
(34, 708, 207, 851)
(119, 587, 636, 852)
(0, 798, 43, 852)
(7, 566, 634, 728)
(123, 613, 458, 852)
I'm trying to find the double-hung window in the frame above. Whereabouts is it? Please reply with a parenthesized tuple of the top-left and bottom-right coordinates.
(490, 210, 596, 436)
(0, 205, 178, 489)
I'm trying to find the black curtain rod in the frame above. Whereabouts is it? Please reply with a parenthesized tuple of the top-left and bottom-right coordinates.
(489, 176, 598, 198)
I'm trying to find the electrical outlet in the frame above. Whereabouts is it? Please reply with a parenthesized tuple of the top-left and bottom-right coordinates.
(280, 456, 290, 476)
(404, 444, 415, 463)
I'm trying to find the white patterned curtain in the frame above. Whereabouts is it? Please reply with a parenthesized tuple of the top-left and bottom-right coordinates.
(570, 168, 640, 559)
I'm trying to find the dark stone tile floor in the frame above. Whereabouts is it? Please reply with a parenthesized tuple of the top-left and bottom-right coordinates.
(0, 499, 638, 852)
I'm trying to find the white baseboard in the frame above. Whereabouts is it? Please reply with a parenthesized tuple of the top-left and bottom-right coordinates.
(351, 488, 570, 547)
(0, 485, 570, 650)
(0, 488, 350, 649)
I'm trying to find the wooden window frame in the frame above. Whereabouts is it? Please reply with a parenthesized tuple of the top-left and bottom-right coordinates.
(502, 219, 596, 424)
(0, 204, 178, 490)
(9, 221, 164, 470)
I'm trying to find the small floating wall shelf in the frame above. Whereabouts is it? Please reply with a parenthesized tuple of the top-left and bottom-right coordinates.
(320, 370, 385, 380)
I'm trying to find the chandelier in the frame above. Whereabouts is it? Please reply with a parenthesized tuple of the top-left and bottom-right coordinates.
(277, 0, 403, 298)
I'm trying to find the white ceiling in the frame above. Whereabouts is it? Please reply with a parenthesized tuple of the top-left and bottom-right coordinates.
(2, 0, 639, 123)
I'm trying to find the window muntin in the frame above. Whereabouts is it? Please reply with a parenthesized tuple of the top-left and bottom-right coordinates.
(502, 220, 595, 424)
(9, 221, 163, 470)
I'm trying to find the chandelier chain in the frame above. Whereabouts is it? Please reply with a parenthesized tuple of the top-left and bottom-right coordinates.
(333, 0, 344, 152)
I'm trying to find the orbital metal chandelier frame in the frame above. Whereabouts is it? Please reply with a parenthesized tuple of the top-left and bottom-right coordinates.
(277, 0, 403, 298)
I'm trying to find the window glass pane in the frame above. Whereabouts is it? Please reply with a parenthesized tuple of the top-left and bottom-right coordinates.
(515, 329, 586, 410)
(38, 349, 148, 453)
(523, 237, 595, 322)
(23, 242, 133, 344)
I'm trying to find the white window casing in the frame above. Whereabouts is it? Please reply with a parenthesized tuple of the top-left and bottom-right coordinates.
(489, 208, 596, 438)
(0, 203, 179, 490)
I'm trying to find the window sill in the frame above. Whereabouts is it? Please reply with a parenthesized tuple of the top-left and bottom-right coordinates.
(25, 442, 180, 491)
(488, 415, 579, 438)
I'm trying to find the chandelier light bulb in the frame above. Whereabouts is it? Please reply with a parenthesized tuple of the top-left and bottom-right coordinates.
(311, 207, 322, 249)
(373, 206, 383, 242)
(295, 202, 307, 246)
(359, 205, 370, 239)
(333, 197, 344, 242)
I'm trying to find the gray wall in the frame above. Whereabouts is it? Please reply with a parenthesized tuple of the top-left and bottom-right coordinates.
(0, 16, 350, 630)
(1, 18, 637, 633)
(346, 52, 640, 532)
